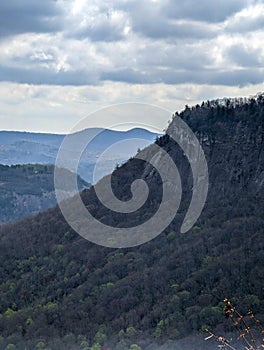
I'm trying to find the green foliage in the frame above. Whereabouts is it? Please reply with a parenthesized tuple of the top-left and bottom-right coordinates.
(154, 320, 165, 338)
(94, 327, 107, 345)
(126, 327, 136, 337)
(26, 317, 33, 325)
(192, 225, 201, 235)
(35, 341, 46, 349)
(118, 329, 125, 339)
(200, 306, 222, 327)
(4, 308, 15, 319)
(129, 344, 141, 350)
(167, 231, 176, 240)
(5, 345, 15, 350)
(80, 340, 89, 349)
(202, 255, 213, 268)
(107, 252, 124, 262)
(170, 283, 179, 292)
(93, 282, 114, 295)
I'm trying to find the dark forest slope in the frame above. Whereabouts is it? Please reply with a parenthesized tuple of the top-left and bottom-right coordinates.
(0, 95, 263, 350)
(0, 164, 89, 223)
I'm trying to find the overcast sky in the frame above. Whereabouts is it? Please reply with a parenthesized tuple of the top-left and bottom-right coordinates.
(0, 0, 263, 133)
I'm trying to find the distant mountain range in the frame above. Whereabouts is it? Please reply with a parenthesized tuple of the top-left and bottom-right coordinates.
(0, 128, 160, 183)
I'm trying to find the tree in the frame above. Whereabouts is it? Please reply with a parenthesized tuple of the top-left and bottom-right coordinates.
(5, 345, 15, 350)
(94, 328, 107, 345)
(35, 341, 46, 349)
(205, 299, 264, 350)
(129, 345, 141, 350)
(90, 343, 101, 350)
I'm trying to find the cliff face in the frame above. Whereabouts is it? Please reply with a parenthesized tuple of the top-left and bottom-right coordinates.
(168, 98, 264, 199)
(0, 95, 263, 349)
(117, 97, 264, 234)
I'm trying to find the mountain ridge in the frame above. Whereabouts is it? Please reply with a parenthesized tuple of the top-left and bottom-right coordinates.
(0, 128, 160, 184)
(0, 94, 263, 349)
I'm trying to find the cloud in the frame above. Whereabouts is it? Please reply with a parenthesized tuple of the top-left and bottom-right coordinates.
(101, 68, 154, 84)
(0, 65, 99, 86)
(0, 0, 263, 98)
(225, 3, 264, 33)
(102, 66, 264, 87)
(209, 68, 264, 87)
(132, 17, 218, 40)
(226, 44, 263, 68)
(122, 0, 247, 41)
(163, 0, 249, 23)
(119, 2, 215, 41)
(0, 0, 62, 37)
(70, 10, 130, 42)
(135, 41, 215, 71)
(1, 28, 263, 88)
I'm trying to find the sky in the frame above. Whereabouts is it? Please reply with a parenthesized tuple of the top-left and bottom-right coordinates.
(0, 0, 263, 133)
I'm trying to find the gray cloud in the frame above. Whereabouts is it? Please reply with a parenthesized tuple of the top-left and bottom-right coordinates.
(120, 0, 248, 41)
(226, 44, 263, 68)
(101, 68, 155, 84)
(121, 2, 213, 41)
(0, 0, 62, 37)
(0, 0, 250, 43)
(70, 11, 128, 42)
(0, 65, 99, 86)
(2, 42, 263, 88)
(132, 17, 218, 40)
(165, 68, 264, 87)
(136, 43, 214, 71)
(210, 68, 264, 87)
(163, 0, 249, 23)
(118, 0, 249, 24)
(76, 24, 125, 42)
(101, 67, 264, 87)
(226, 12, 264, 33)
(0, 0, 263, 90)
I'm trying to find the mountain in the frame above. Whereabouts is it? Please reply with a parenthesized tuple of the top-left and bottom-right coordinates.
(0, 164, 89, 224)
(0, 95, 263, 350)
(0, 128, 160, 183)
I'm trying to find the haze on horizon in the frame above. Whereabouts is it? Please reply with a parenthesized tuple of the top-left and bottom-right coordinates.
(0, 0, 263, 133)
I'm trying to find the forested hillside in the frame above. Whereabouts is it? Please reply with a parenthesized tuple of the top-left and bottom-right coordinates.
(0, 164, 89, 223)
(0, 95, 263, 350)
